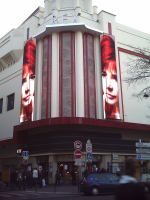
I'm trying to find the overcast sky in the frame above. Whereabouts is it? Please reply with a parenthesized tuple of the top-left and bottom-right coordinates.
(0, 0, 150, 38)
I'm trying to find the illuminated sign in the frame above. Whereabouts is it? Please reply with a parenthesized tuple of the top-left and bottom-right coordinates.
(20, 38, 36, 123)
(100, 34, 120, 119)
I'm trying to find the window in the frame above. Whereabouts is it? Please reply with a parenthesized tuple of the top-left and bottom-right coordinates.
(0, 98, 3, 114)
(97, 174, 107, 181)
(7, 93, 15, 111)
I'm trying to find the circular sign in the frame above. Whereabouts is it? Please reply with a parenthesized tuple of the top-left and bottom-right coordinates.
(74, 140, 82, 149)
(74, 149, 82, 159)
(23, 159, 28, 165)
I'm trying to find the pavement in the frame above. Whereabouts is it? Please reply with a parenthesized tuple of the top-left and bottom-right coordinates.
(5, 183, 80, 195)
(29, 184, 79, 194)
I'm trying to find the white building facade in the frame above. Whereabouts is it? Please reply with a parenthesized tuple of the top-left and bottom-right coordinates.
(0, 0, 150, 183)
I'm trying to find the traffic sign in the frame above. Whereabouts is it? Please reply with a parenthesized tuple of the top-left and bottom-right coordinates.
(23, 159, 28, 165)
(86, 153, 92, 160)
(74, 149, 82, 159)
(136, 148, 150, 154)
(137, 155, 150, 160)
(86, 143, 92, 152)
(136, 143, 150, 147)
(22, 151, 29, 159)
(75, 159, 81, 166)
(74, 140, 82, 149)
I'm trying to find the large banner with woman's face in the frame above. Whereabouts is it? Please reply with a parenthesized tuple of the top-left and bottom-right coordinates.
(20, 38, 36, 123)
(100, 34, 120, 119)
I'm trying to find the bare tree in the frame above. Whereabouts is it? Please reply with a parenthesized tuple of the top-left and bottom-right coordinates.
(123, 47, 150, 99)
(123, 47, 150, 119)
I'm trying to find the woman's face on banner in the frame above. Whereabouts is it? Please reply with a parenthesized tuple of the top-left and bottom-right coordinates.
(102, 62, 118, 106)
(21, 66, 35, 107)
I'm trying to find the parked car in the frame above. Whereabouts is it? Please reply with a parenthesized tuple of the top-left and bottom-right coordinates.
(80, 173, 120, 196)
(139, 173, 150, 193)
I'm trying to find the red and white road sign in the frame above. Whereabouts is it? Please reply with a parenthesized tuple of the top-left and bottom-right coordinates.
(23, 159, 28, 165)
(74, 140, 82, 149)
(74, 149, 82, 159)
(86, 143, 92, 152)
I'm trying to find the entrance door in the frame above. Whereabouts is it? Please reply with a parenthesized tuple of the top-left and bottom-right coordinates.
(57, 162, 75, 184)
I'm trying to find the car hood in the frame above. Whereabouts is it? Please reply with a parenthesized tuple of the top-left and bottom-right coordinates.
(119, 175, 138, 184)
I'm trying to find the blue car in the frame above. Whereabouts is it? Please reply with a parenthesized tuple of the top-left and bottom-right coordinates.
(80, 173, 120, 196)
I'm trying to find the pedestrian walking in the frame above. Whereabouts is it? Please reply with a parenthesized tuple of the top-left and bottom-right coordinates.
(55, 170, 60, 186)
(33, 168, 38, 187)
(27, 169, 32, 189)
(17, 169, 23, 190)
(116, 158, 146, 200)
(71, 167, 76, 186)
(84, 166, 89, 178)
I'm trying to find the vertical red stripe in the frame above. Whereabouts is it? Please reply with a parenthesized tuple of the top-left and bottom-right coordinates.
(41, 38, 44, 119)
(83, 34, 86, 117)
(50, 36, 52, 118)
(61, 33, 63, 117)
(108, 23, 112, 35)
(92, 36, 96, 119)
(46, 37, 49, 118)
(74, 33, 76, 117)
(71, 33, 74, 117)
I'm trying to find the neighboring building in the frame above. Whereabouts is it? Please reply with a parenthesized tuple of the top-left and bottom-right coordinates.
(0, 0, 150, 183)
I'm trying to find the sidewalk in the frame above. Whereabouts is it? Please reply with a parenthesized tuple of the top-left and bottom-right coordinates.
(7, 184, 80, 195)
(29, 184, 79, 194)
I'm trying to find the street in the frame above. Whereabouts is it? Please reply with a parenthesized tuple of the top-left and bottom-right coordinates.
(0, 184, 150, 200)
(0, 190, 116, 200)
(0, 190, 150, 200)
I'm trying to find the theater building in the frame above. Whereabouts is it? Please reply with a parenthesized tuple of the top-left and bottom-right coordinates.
(0, 0, 150, 183)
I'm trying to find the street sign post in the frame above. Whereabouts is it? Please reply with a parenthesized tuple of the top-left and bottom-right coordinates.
(86, 143, 92, 152)
(136, 148, 150, 154)
(136, 143, 150, 147)
(86, 140, 92, 163)
(74, 149, 82, 159)
(136, 140, 150, 163)
(74, 140, 82, 149)
(75, 159, 81, 166)
(22, 151, 28, 158)
(137, 155, 150, 160)
(23, 159, 28, 165)
(86, 153, 92, 160)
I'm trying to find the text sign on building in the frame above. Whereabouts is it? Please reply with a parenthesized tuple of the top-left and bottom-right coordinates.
(112, 154, 118, 160)
(136, 143, 150, 147)
(137, 155, 150, 160)
(136, 148, 150, 154)
(74, 140, 82, 149)
(86, 143, 92, 152)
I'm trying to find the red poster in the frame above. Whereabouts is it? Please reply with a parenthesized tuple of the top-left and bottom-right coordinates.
(20, 38, 36, 123)
(100, 34, 120, 119)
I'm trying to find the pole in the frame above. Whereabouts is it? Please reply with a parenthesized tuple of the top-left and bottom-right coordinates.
(78, 166, 80, 193)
